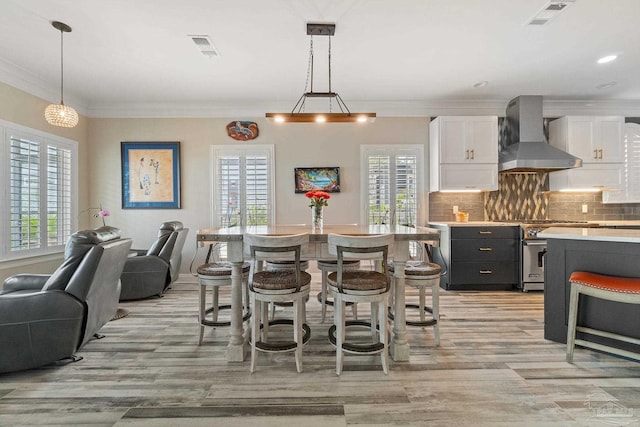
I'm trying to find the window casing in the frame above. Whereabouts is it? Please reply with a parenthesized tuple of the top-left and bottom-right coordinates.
(212, 145, 275, 227)
(360, 145, 424, 227)
(0, 120, 77, 260)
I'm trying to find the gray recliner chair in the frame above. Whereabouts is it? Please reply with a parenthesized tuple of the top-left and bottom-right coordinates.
(119, 221, 189, 300)
(0, 226, 132, 374)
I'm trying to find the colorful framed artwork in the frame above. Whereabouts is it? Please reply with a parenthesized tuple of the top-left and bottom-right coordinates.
(121, 141, 181, 209)
(294, 167, 341, 193)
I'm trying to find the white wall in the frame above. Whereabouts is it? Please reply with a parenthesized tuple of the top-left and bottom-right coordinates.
(87, 117, 429, 273)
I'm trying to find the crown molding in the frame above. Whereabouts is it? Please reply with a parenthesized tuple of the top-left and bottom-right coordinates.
(0, 57, 88, 115)
(2, 62, 640, 119)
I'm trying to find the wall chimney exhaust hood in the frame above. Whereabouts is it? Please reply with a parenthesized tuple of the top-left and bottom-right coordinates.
(498, 95, 582, 172)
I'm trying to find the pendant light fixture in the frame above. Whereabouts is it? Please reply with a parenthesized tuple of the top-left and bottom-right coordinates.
(266, 23, 375, 123)
(45, 21, 79, 128)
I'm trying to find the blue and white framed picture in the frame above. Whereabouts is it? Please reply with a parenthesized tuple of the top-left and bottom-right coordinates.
(121, 141, 181, 209)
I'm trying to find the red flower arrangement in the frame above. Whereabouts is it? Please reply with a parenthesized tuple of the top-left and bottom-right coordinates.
(305, 190, 331, 208)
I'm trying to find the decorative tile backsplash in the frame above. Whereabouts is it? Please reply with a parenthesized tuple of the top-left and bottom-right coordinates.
(484, 173, 549, 221)
(429, 173, 640, 222)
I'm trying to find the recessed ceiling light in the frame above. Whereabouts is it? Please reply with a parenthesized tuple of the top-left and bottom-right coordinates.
(597, 54, 618, 64)
(596, 81, 617, 90)
(473, 81, 488, 88)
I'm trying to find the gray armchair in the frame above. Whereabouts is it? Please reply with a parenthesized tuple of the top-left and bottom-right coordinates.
(0, 226, 132, 374)
(119, 221, 189, 300)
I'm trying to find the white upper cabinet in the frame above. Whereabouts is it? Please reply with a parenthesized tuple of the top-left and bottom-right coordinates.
(549, 116, 624, 163)
(436, 116, 498, 163)
(429, 116, 498, 192)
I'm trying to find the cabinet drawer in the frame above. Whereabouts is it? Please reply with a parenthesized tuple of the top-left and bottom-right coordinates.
(451, 239, 518, 261)
(451, 226, 520, 239)
(450, 261, 519, 285)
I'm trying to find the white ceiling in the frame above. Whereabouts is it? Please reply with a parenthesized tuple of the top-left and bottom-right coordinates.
(2, 0, 640, 118)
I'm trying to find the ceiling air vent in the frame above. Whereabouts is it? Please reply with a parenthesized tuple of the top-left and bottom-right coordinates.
(527, 0, 575, 26)
(189, 35, 220, 59)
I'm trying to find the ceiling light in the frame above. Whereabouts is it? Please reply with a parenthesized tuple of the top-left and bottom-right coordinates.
(473, 81, 488, 88)
(596, 81, 617, 89)
(265, 23, 375, 124)
(597, 54, 618, 64)
(45, 21, 78, 128)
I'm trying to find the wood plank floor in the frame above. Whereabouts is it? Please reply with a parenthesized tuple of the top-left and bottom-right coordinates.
(1, 274, 639, 426)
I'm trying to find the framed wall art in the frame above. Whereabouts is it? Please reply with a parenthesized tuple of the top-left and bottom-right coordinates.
(121, 141, 181, 209)
(294, 167, 340, 193)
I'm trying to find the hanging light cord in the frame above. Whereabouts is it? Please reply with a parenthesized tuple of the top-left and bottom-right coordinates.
(59, 27, 65, 105)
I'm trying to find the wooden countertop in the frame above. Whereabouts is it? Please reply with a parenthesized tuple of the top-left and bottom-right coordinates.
(538, 226, 640, 243)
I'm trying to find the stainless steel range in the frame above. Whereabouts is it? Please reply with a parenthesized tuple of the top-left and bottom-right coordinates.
(519, 220, 598, 292)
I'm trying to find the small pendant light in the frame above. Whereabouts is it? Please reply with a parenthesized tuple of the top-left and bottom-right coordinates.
(45, 21, 79, 128)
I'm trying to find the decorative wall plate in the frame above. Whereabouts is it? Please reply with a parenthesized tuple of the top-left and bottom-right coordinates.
(227, 121, 259, 141)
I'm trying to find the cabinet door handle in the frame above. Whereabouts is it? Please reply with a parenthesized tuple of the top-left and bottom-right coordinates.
(593, 148, 598, 159)
(479, 247, 493, 251)
(479, 270, 493, 274)
(478, 231, 492, 234)
(598, 148, 603, 159)
(470, 149, 475, 160)
(465, 149, 469, 160)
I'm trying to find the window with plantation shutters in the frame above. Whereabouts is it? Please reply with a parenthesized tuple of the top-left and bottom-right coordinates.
(603, 122, 640, 203)
(212, 145, 274, 227)
(1, 121, 77, 259)
(361, 145, 424, 227)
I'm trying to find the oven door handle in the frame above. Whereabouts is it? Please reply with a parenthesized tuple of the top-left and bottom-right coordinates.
(523, 241, 547, 246)
(538, 248, 547, 268)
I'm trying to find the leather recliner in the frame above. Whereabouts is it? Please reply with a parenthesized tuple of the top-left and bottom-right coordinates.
(119, 221, 189, 300)
(0, 226, 132, 374)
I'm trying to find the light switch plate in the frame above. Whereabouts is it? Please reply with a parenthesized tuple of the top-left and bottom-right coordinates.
(582, 204, 588, 213)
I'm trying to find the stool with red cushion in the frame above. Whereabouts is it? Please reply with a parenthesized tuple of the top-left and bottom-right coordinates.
(567, 271, 640, 363)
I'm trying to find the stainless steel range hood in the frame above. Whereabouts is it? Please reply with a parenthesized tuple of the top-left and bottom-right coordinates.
(498, 95, 582, 172)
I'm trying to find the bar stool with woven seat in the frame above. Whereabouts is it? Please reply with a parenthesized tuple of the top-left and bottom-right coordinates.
(567, 271, 640, 363)
(317, 259, 361, 323)
(388, 243, 445, 346)
(388, 260, 442, 344)
(327, 233, 394, 375)
(245, 233, 312, 373)
(192, 243, 251, 345)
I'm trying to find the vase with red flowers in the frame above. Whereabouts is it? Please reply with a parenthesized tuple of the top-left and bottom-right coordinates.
(305, 190, 330, 232)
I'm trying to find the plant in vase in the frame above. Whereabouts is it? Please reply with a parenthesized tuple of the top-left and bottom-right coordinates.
(81, 204, 110, 227)
(305, 190, 330, 231)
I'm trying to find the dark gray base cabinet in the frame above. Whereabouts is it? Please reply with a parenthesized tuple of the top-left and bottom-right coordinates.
(430, 224, 520, 291)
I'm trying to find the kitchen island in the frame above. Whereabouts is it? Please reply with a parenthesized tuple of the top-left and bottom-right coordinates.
(539, 227, 640, 354)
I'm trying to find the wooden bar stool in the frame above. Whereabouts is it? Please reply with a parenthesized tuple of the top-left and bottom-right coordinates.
(192, 243, 251, 345)
(567, 271, 640, 363)
(317, 259, 361, 323)
(245, 233, 312, 373)
(327, 233, 394, 375)
(388, 259, 442, 346)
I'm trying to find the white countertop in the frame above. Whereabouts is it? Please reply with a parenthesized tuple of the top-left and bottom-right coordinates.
(538, 226, 640, 243)
(588, 220, 640, 227)
(429, 221, 517, 227)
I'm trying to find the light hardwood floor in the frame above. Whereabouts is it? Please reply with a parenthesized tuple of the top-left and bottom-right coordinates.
(1, 274, 639, 426)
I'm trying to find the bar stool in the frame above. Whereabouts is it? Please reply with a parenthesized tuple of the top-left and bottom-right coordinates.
(567, 271, 640, 363)
(388, 259, 442, 345)
(326, 233, 394, 375)
(192, 243, 251, 345)
(317, 259, 361, 323)
(265, 260, 310, 320)
(245, 233, 312, 373)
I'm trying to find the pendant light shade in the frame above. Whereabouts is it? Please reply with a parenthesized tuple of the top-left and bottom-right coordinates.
(45, 21, 78, 128)
(266, 23, 375, 124)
